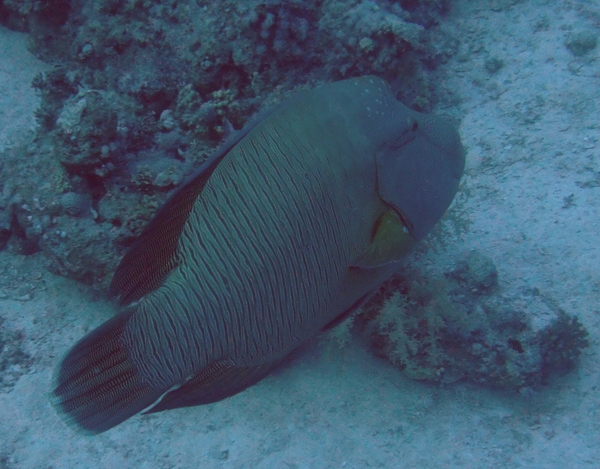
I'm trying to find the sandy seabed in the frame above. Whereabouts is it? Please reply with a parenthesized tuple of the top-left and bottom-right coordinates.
(0, 0, 598, 467)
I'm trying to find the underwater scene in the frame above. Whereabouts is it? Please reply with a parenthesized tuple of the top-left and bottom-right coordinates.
(0, 0, 598, 467)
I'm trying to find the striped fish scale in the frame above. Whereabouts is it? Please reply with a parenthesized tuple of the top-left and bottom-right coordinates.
(51, 76, 464, 433)
(124, 103, 382, 388)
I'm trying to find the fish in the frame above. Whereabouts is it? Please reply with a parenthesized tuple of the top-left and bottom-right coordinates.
(51, 76, 464, 434)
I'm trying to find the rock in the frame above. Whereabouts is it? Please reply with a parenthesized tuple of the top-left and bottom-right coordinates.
(448, 250, 498, 294)
(351, 251, 589, 391)
(0, 209, 12, 251)
(55, 90, 118, 170)
(565, 30, 598, 57)
(59, 192, 91, 217)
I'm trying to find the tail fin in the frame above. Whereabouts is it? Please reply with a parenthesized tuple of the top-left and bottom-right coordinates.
(51, 308, 164, 434)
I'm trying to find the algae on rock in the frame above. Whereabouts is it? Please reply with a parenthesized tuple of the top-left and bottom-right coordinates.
(352, 251, 589, 391)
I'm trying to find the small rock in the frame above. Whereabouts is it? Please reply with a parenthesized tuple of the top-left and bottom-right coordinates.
(466, 251, 498, 292)
(60, 192, 91, 218)
(15, 293, 33, 302)
(159, 110, 177, 131)
(449, 250, 498, 294)
(565, 30, 598, 56)
(485, 56, 504, 74)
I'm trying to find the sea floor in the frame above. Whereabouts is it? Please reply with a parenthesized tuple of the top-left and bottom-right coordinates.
(0, 0, 599, 467)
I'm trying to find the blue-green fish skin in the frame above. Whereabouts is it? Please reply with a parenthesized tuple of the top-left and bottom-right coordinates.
(51, 76, 464, 434)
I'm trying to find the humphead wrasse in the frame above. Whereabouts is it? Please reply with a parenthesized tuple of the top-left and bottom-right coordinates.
(51, 76, 465, 434)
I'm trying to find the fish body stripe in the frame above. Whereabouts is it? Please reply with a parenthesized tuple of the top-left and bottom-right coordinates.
(124, 103, 382, 385)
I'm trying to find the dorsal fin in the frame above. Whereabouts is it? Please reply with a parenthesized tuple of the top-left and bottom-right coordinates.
(109, 162, 218, 305)
(351, 208, 416, 270)
(110, 103, 283, 305)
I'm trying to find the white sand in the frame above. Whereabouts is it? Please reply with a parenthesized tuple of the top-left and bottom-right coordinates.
(0, 0, 598, 467)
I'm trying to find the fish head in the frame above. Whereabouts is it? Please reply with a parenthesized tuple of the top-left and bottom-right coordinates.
(375, 107, 465, 241)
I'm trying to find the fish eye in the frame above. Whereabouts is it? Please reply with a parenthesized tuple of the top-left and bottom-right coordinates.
(411, 120, 418, 132)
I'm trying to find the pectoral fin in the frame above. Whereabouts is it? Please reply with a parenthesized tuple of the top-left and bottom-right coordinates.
(352, 208, 416, 269)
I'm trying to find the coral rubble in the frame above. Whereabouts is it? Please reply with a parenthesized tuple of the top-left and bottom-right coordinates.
(352, 251, 589, 391)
